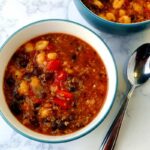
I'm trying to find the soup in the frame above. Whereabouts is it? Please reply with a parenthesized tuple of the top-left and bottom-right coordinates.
(3, 33, 108, 135)
(82, 0, 150, 23)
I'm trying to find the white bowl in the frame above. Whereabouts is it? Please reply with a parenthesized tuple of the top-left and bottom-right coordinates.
(0, 19, 117, 143)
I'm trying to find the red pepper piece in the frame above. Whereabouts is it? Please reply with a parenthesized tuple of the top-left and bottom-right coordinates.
(54, 98, 68, 109)
(47, 60, 61, 71)
(56, 70, 67, 81)
(56, 90, 73, 100)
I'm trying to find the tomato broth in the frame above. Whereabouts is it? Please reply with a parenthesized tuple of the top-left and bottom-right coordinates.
(4, 33, 108, 135)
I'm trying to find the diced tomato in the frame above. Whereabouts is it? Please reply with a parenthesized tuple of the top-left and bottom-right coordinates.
(29, 90, 35, 97)
(21, 102, 30, 111)
(56, 70, 67, 81)
(32, 98, 42, 104)
(46, 44, 55, 51)
(144, 8, 150, 19)
(54, 98, 68, 109)
(56, 90, 73, 100)
(46, 60, 61, 71)
(54, 80, 64, 88)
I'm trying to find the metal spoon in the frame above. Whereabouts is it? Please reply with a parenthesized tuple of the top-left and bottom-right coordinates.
(100, 43, 150, 150)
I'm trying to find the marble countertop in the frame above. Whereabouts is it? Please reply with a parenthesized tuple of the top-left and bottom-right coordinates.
(0, 0, 150, 150)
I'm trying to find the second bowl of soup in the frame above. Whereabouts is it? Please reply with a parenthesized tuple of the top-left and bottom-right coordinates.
(74, 0, 150, 34)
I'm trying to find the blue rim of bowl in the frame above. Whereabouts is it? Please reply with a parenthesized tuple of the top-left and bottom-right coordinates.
(0, 19, 118, 143)
(77, 0, 150, 27)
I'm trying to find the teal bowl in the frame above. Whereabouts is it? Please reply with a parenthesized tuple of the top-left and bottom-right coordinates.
(74, 0, 150, 34)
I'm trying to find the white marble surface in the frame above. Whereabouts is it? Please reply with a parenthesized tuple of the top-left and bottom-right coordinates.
(0, 0, 150, 150)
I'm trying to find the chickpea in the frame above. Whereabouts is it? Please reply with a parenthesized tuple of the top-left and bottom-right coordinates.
(35, 40, 49, 51)
(98, 13, 107, 20)
(15, 70, 23, 79)
(18, 80, 29, 95)
(113, 0, 124, 9)
(106, 12, 116, 22)
(65, 68, 74, 74)
(25, 42, 34, 52)
(39, 107, 52, 118)
(50, 84, 58, 94)
(63, 61, 68, 66)
(147, 2, 150, 10)
(36, 52, 45, 65)
(47, 52, 57, 60)
(93, 0, 103, 9)
(86, 99, 95, 105)
(30, 76, 40, 89)
(118, 15, 131, 23)
(132, 3, 143, 13)
(119, 9, 126, 17)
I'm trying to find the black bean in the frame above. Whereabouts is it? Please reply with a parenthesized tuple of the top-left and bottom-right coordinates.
(30, 117, 39, 128)
(51, 121, 58, 131)
(57, 121, 67, 130)
(14, 52, 29, 68)
(6, 76, 15, 87)
(32, 67, 42, 76)
(69, 86, 77, 92)
(51, 120, 68, 131)
(13, 92, 25, 102)
(10, 101, 21, 115)
(20, 59, 28, 68)
(45, 72, 54, 81)
(130, 15, 137, 22)
(71, 53, 77, 61)
(34, 103, 41, 109)
(40, 73, 54, 84)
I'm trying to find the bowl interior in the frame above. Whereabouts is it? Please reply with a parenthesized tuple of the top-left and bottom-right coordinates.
(0, 20, 117, 142)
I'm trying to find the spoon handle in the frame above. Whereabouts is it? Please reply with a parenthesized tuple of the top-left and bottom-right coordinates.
(100, 86, 135, 150)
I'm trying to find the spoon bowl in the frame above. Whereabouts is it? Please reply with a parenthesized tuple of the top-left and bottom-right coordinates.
(128, 43, 150, 86)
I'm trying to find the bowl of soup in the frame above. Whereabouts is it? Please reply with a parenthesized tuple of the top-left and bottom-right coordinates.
(74, 0, 150, 34)
(0, 19, 117, 143)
